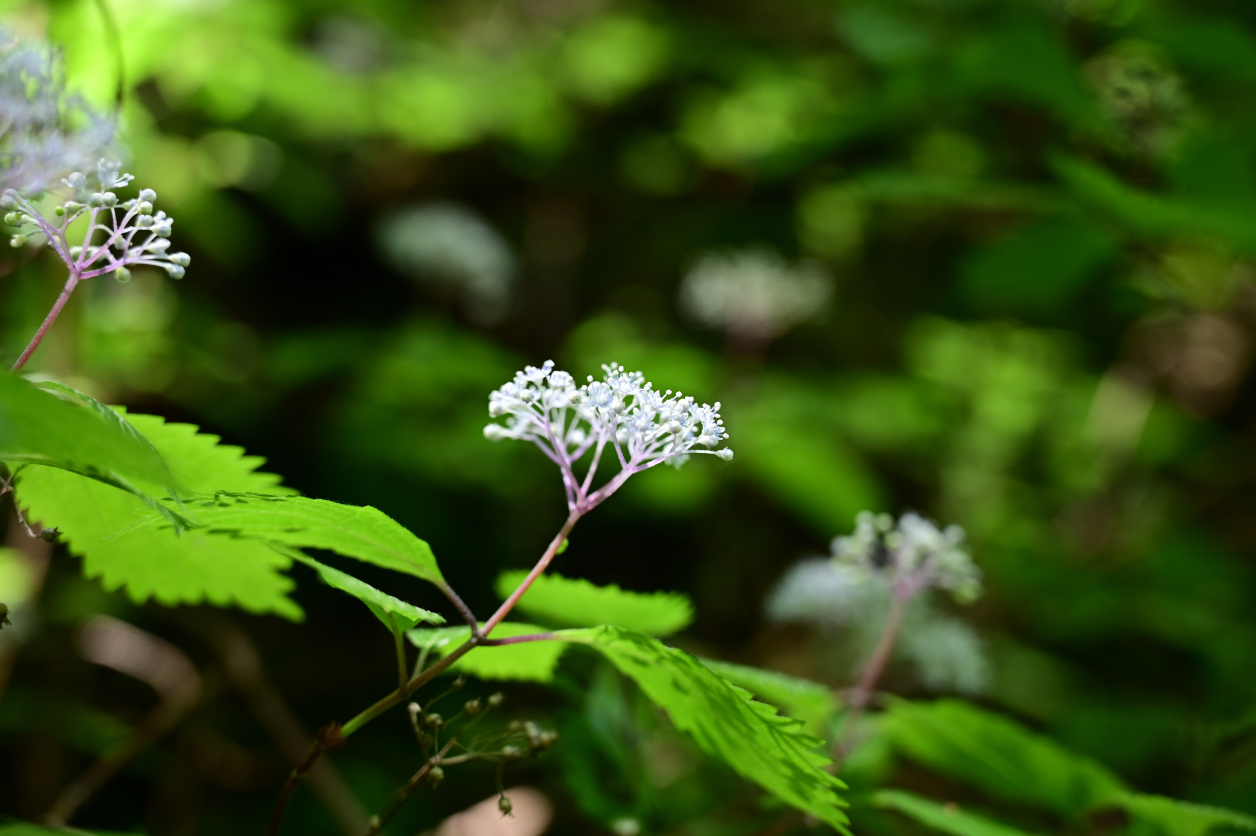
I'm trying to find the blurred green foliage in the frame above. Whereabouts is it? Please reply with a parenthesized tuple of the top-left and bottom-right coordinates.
(4, 0, 1256, 832)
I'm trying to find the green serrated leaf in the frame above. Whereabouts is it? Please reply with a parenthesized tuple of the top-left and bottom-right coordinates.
(558, 626, 850, 832)
(0, 373, 177, 515)
(494, 571, 693, 636)
(1121, 793, 1256, 836)
(133, 492, 444, 585)
(408, 622, 563, 682)
(15, 414, 302, 619)
(874, 789, 1038, 836)
(882, 699, 1125, 817)
(700, 658, 840, 737)
(294, 553, 444, 633)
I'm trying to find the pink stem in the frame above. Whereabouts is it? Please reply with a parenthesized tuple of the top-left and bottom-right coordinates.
(12, 272, 79, 371)
(836, 590, 910, 760)
(482, 512, 580, 635)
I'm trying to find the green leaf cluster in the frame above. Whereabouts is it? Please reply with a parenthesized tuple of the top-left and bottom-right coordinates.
(494, 570, 693, 635)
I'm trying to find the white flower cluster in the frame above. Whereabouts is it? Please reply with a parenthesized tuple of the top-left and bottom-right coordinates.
(0, 29, 113, 195)
(832, 511, 981, 603)
(484, 360, 731, 512)
(3, 159, 189, 282)
(678, 248, 833, 343)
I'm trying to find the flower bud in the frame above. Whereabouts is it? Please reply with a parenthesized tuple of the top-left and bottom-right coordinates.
(53, 205, 65, 216)
(66, 172, 86, 190)
(148, 238, 170, 253)
(102, 192, 117, 207)
(137, 201, 153, 215)
(136, 215, 153, 229)
(0, 190, 19, 209)
(488, 692, 504, 707)
(114, 266, 132, 283)
(498, 795, 513, 817)
(89, 192, 104, 207)
(69, 246, 82, 257)
(425, 713, 443, 729)
(715, 448, 734, 461)
(428, 765, 445, 786)
(63, 201, 82, 213)
(4, 212, 20, 226)
(500, 745, 522, 762)
(463, 698, 482, 716)
(154, 222, 172, 238)
(9, 234, 26, 248)
(170, 252, 191, 267)
(165, 264, 186, 280)
(139, 188, 156, 203)
(452, 676, 466, 690)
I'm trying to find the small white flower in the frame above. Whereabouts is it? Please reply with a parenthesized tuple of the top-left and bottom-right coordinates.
(832, 511, 981, 603)
(484, 360, 732, 513)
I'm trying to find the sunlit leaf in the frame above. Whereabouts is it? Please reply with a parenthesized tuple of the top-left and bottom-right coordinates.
(495, 570, 693, 636)
(700, 658, 840, 737)
(16, 414, 301, 618)
(295, 553, 443, 633)
(133, 492, 444, 585)
(560, 626, 850, 833)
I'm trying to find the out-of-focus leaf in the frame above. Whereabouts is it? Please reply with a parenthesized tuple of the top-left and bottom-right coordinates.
(559, 626, 850, 833)
(954, 22, 1095, 125)
(16, 414, 301, 618)
(960, 219, 1119, 313)
(1121, 793, 1256, 836)
(132, 493, 444, 585)
(882, 700, 1125, 817)
(0, 823, 138, 836)
(873, 789, 1038, 836)
(495, 571, 693, 636)
(408, 622, 564, 682)
(700, 658, 840, 737)
(295, 554, 444, 634)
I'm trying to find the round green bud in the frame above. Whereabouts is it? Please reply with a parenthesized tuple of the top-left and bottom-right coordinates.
(488, 692, 504, 707)
(114, 266, 132, 283)
(463, 698, 482, 716)
(498, 796, 513, 817)
(139, 188, 157, 203)
(137, 201, 153, 215)
(53, 206, 65, 217)
(452, 676, 466, 690)
(10, 234, 27, 248)
(102, 192, 117, 207)
(88, 192, 104, 207)
(427, 766, 445, 787)
(154, 222, 172, 237)
(4, 212, 20, 226)
(500, 744, 522, 761)
(424, 713, 443, 729)
(0, 191, 19, 210)
(136, 215, 153, 229)
(165, 264, 186, 280)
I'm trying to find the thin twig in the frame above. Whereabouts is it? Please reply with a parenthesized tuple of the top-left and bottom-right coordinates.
(835, 591, 910, 761)
(366, 738, 458, 835)
(439, 583, 480, 636)
(266, 724, 345, 836)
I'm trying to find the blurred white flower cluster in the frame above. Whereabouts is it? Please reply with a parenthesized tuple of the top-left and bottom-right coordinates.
(834, 511, 981, 603)
(4, 159, 190, 283)
(0, 29, 113, 196)
(378, 203, 516, 324)
(678, 248, 833, 344)
(484, 360, 731, 513)
(766, 512, 988, 695)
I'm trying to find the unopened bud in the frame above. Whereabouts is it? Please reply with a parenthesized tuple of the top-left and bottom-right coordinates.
(715, 448, 734, 462)
(425, 713, 443, 729)
(464, 698, 482, 716)
(499, 795, 513, 817)
(500, 744, 522, 761)
(4, 212, 20, 226)
(452, 676, 466, 690)
(101, 192, 117, 207)
(488, 692, 504, 707)
(136, 215, 153, 229)
(89, 192, 104, 207)
(0, 190, 18, 209)
(139, 188, 156, 202)
(53, 205, 65, 216)
(114, 266, 132, 283)
(170, 252, 191, 267)
(537, 730, 558, 749)
(154, 222, 172, 237)
(507, 720, 525, 733)
(428, 765, 445, 786)
(66, 172, 86, 190)
(9, 234, 26, 248)
(165, 264, 186, 280)
(137, 201, 153, 215)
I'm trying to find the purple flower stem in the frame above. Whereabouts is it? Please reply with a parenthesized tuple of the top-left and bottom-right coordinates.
(835, 588, 911, 762)
(12, 271, 79, 371)
(483, 512, 581, 635)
